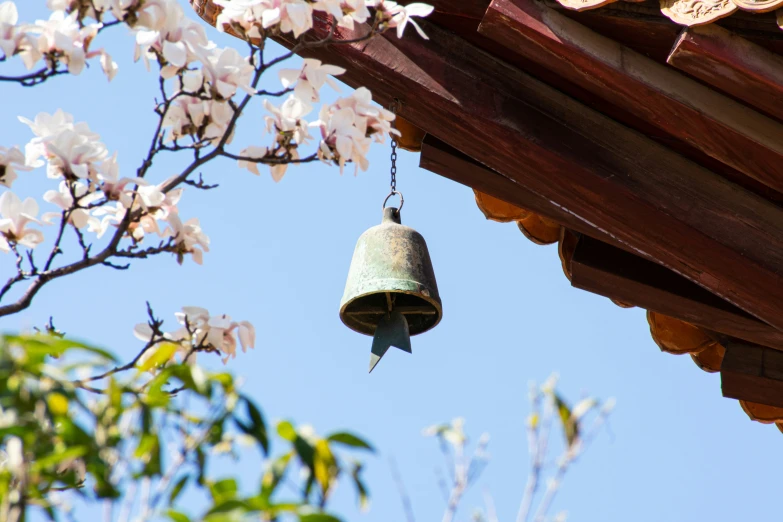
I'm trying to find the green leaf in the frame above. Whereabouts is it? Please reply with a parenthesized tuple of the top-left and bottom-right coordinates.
(209, 478, 238, 503)
(260, 452, 292, 499)
(170, 475, 189, 504)
(166, 510, 191, 522)
(138, 342, 178, 372)
(206, 499, 251, 515)
(351, 462, 370, 511)
(30, 446, 88, 472)
(313, 439, 336, 497)
(3, 334, 117, 362)
(553, 393, 578, 447)
(234, 397, 268, 455)
(276, 420, 296, 442)
(326, 432, 374, 452)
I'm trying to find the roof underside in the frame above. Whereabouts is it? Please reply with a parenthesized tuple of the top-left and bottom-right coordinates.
(191, 0, 783, 431)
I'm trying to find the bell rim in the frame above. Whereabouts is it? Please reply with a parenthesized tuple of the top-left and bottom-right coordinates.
(339, 287, 443, 337)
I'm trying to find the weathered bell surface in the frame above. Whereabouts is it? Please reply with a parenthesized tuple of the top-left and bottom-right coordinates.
(340, 207, 442, 371)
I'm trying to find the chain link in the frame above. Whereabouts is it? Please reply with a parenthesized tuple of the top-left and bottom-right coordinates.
(390, 101, 398, 194)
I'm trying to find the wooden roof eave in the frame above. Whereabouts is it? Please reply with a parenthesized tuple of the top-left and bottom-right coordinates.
(261, 14, 783, 332)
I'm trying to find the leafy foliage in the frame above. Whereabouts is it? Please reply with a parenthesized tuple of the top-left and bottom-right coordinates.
(0, 333, 373, 522)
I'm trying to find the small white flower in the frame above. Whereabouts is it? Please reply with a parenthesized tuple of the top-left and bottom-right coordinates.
(201, 46, 256, 99)
(42, 180, 102, 229)
(163, 212, 210, 265)
(378, 1, 433, 39)
(0, 191, 46, 252)
(237, 146, 268, 176)
(0, 145, 30, 188)
(279, 58, 344, 103)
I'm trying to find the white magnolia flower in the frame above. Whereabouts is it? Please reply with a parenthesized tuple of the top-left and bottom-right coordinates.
(0, 191, 46, 252)
(41, 128, 109, 180)
(313, 0, 371, 30)
(201, 46, 255, 99)
(279, 59, 344, 103)
(0, 145, 30, 188)
(264, 95, 312, 145)
(237, 146, 268, 176)
(214, 0, 313, 39)
(164, 212, 209, 264)
(20, 110, 107, 180)
(168, 307, 256, 363)
(316, 106, 369, 173)
(377, 1, 433, 39)
(0, 1, 26, 59)
(96, 153, 135, 207)
(163, 97, 234, 145)
(26, 10, 99, 75)
(42, 180, 102, 228)
(133, 0, 208, 77)
(48, 0, 138, 19)
(88, 201, 125, 238)
(314, 87, 393, 173)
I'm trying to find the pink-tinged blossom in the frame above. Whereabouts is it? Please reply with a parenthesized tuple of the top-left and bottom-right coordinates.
(95, 153, 135, 207)
(312, 0, 370, 30)
(214, 0, 313, 39)
(314, 87, 395, 173)
(156, 307, 256, 364)
(162, 96, 234, 145)
(0, 191, 46, 252)
(25, 10, 99, 76)
(133, 0, 208, 77)
(373, 1, 433, 39)
(42, 180, 102, 228)
(163, 212, 210, 265)
(200, 46, 255, 99)
(278, 59, 344, 103)
(0, 146, 30, 188)
(20, 110, 107, 180)
(88, 201, 125, 238)
(237, 146, 268, 176)
(0, 1, 29, 60)
(47, 0, 139, 20)
(264, 95, 312, 145)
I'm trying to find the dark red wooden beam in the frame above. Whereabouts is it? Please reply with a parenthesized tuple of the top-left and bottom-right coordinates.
(570, 235, 783, 351)
(722, 341, 783, 408)
(479, 0, 783, 195)
(243, 16, 783, 330)
(667, 24, 783, 123)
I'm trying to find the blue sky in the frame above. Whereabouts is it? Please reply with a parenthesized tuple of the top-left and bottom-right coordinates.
(2, 2, 782, 521)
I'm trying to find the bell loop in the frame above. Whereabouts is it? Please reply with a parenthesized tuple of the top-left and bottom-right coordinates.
(382, 190, 404, 213)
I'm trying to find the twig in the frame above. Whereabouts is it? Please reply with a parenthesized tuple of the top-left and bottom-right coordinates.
(390, 457, 416, 522)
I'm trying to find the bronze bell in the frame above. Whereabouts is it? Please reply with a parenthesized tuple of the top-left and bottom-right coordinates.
(340, 206, 442, 372)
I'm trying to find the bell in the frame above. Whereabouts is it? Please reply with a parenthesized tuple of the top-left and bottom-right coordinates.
(340, 206, 442, 372)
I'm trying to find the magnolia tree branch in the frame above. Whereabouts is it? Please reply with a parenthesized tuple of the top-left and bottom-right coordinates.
(0, 17, 386, 319)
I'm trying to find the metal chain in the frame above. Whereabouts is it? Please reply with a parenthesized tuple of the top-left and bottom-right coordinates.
(383, 99, 404, 211)
(389, 102, 398, 194)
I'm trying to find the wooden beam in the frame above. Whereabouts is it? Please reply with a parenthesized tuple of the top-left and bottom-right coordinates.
(419, 135, 623, 247)
(722, 342, 783, 408)
(667, 25, 783, 122)
(479, 0, 783, 195)
(241, 16, 783, 329)
(570, 235, 783, 350)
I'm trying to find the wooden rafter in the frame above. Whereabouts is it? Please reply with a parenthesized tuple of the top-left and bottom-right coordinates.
(668, 24, 783, 122)
(479, 0, 783, 195)
(569, 235, 783, 351)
